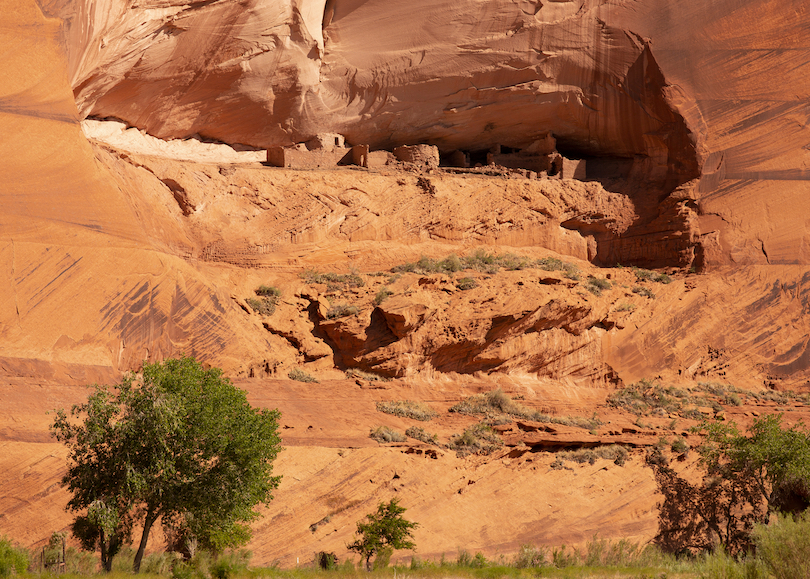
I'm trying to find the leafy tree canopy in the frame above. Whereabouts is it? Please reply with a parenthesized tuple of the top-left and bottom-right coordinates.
(347, 498, 418, 570)
(51, 356, 282, 572)
(653, 414, 810, 556)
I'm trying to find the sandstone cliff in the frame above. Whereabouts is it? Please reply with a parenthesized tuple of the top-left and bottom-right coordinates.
(5, 0, 810, 567)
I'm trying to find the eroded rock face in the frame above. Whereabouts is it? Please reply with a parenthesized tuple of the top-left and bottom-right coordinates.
(50, 0, 696, 185)
(45, 0, 810, 266)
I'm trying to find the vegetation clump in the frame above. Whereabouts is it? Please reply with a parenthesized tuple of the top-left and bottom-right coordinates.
(585, 276, 611, 296)
(345, 368, 390, 382)
(0, 537, 29, 577)
(373, 287, 393, 305)
(369, 426, 407, 444)
(288, 368, 319, 383)
(632, 286, 656, 299)
(450, 389, 600, 430)
(607, 378, 720, 418)
(632, 267, 672, 284)
(455, 277, 478, 290)
(326, 304, 359, 319)
(554, 445, 629, 467)
(448, 423, 503, 457)
(390, 251, 580, 279)
(301, 270, 365, 291)
(376, 400, 437, 421)
(654, 415, 810, 556)
(246, 285, 280, 316)
(405, 426, 439, 445)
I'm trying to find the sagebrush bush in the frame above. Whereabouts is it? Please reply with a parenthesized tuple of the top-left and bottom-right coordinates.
(448, 423, 502, 457)
(326, 304, 359, 319)
(246, 285, 280, 316)
(301, 270, 364, 291)
(405, 426, 439, 445)
(456, 277, 478, 290)
(632, 267, 672, 284)
(345, 368, 390, 382)
(370, 426, 406, 443)
(288, 368, 318, 383)
(373, 287, 393, 305)
(513, 544, 547, 568)
(632, 286, 656, 299)
(585, 276, 611, 296)
(555, 445, 628, 467)
(450, 389, 600, 430)
(376, 400, 437, 421)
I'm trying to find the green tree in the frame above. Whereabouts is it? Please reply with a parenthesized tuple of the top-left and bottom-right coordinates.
(653, 414, 810, 555)
(347, 499, 418, 570)
(700, 414, 810, 513)
(51, 356, 282, 572)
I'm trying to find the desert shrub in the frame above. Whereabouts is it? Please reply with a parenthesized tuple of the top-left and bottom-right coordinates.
(172, 551, 213, 579)
(376, 400, 437, 421)
(512, 544, 547, 568)
(536, 257, 580, 279)
(140, 551, 180, 575)
(450, 389, 600, 430)
(616, 302, 636, 312)
(583, 537, 644, 567)
(752, 512, 810, 579)
(555, 445, 628, 467)
(456, 277, 478, 290)
(536, 257, 563, 271)
(405, 426, 439, 445)
(246, 285, 280, 316)
(632, 267, 672, 284)
(301, 270, 364, 291)
(448, 423, 503, 457)
(315, 551, 338, 570)
(608, 378, 707, 417)
(246, 296, 276, 316)
(255, 285, 280, 298)
(632, 286, 656, 299)
(370, 426, 406, 443)
(345, 368, 390, 382)
(0, 537, 28, 577)
(288, 368, 319, 383)
(551, 545, 579, 568)
(671, 436, 690, 455)
(326, 304, 359, 319)
(391, 254, 463, 275)
(373, 287, 393, 305)
(210, 550, 250, 579)
(456, 550, 487, 568)
(696, 548, 763, 579)
(585, 276, 611, 296)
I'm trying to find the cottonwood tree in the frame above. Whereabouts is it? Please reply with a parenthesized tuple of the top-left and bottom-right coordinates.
(51, 356, 282, 572)
(653, 414, 810, 555)
(348, 498, 418, 570)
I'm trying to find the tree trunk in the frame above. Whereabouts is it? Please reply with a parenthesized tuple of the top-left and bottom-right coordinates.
(133, 508, 158, 573)
(100, 529, 111, 573)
